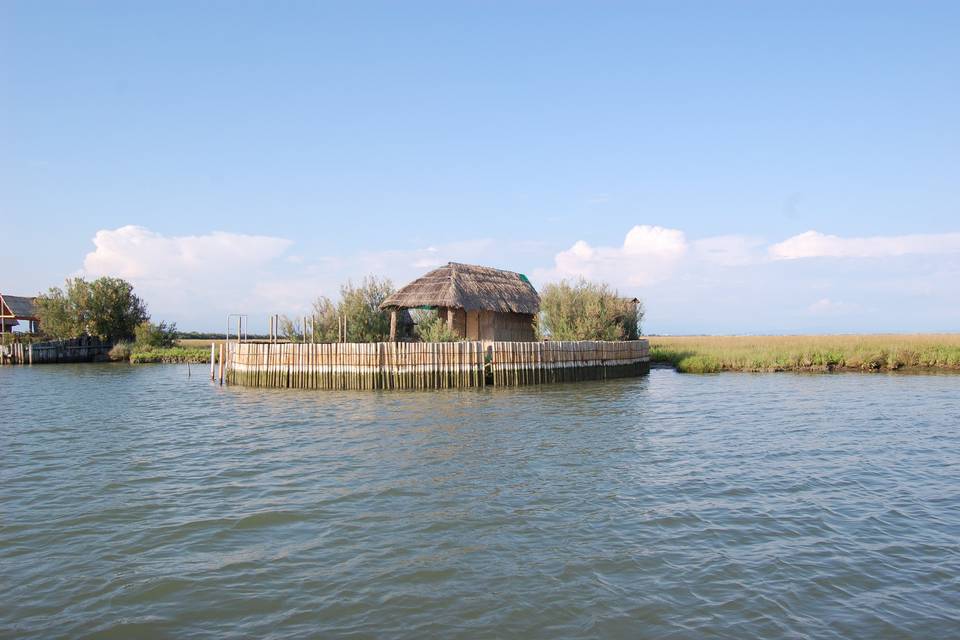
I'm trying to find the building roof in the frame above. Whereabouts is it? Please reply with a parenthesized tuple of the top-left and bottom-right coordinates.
(0, 294, 38, 319)
(380, 262, 540, 314)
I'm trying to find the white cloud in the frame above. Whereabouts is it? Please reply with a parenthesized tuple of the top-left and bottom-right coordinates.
(77, 223, 960, 333)
(81, 226, 295, 329)
(542, 225, 689, 287)
(537, 224, 960, 333)
(78, 226, 511, 330)
(83, 225, 292, 283)
(770, 230, 960, 260)
(538, 225, 768, 288)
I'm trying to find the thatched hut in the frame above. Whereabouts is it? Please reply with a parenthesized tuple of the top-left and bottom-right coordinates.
(380, 262, 540, 341)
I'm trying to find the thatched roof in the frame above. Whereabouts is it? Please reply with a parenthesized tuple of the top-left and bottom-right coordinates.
(0, 294, 38, 319)
(381, 262, 540, 314)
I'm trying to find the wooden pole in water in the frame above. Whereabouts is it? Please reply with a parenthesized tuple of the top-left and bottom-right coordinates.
(218, 343, 224, 385)
(210, 343, 216, 379)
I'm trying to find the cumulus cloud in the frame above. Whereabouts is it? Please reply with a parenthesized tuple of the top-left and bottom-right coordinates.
(83, 225, 293, 283)
(538, 225, 768, 287)
(770, 230, 960, 260)
(77, 223, 960, 333)
(78, 226, 510, 330)
(537, 224, 960, 333)
(81, 226, 295, 328)
(543, 225, 689, 286)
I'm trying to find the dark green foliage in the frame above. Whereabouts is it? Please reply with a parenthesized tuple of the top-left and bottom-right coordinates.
(134, 321, 178, 348)
(35, 277, 149, 341)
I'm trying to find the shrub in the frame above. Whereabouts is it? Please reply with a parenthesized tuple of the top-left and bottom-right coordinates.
(337, 277, 395, 342)
(414, 311, 461, 342)
(539, 279, 643, 341)
(134, 320, 178, 348)
(303, 277, 396, 343)
(108, 341, 133, 361)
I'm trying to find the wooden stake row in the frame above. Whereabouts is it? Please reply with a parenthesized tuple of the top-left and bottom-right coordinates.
(224, 340, 649, 390)
(1, 342, 32, 365)
(489, 340, 650, 387)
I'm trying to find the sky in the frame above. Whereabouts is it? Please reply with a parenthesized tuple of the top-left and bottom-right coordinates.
(3, 1, 958, 334)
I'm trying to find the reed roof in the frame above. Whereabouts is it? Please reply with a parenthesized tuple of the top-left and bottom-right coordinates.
(380, 262, 540, 314)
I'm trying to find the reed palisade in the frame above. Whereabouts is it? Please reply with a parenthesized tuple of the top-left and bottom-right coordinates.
(226, 340, 650, 389)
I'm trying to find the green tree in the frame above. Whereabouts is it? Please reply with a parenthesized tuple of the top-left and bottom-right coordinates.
(299, 277, 396, 343)
(538, 278, 644, 341)
(35, 277, 149, 341)
(134, 320, 178, 348)
(337, 276, 395, 342)
(307, 296, 341, 342)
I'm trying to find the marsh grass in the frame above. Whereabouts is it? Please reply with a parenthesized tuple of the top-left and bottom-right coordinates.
(650, 334, 960, 373)
(130, 346, 210, 364)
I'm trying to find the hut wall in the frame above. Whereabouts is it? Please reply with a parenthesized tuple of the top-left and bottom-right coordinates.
(456, 310, 535, 341)
(491, 312, 536, 341)
(439, 307, 468, 337)
(466, 311, 481, 340)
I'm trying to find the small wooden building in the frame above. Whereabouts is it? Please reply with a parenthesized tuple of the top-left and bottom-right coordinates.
(381, 262, 540, 341)
(0, 294, 39, 336)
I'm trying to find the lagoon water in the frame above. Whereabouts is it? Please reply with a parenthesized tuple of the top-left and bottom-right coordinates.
(2, 364, 959, 639)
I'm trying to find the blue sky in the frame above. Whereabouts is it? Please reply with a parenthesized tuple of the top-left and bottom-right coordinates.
(3, 2, 958, 333)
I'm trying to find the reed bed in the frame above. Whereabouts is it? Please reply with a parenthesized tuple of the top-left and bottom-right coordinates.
(649, 334, 960, 373)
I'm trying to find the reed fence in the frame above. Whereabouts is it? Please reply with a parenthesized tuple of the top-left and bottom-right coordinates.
(223, 340, 649, 389)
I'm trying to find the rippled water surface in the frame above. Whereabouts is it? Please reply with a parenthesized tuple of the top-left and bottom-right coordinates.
(2, 364, 959, 639)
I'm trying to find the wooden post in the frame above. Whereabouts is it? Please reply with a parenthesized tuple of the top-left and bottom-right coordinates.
(390, 310, 397, 342)
(218, 343, 224, 385)
(447, 307, 454, 332)
(210, 343, 216, 379)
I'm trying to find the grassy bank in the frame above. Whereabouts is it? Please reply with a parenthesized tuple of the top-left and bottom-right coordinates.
(129, 346, 211, 364)
(649, 334, 960, 373)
